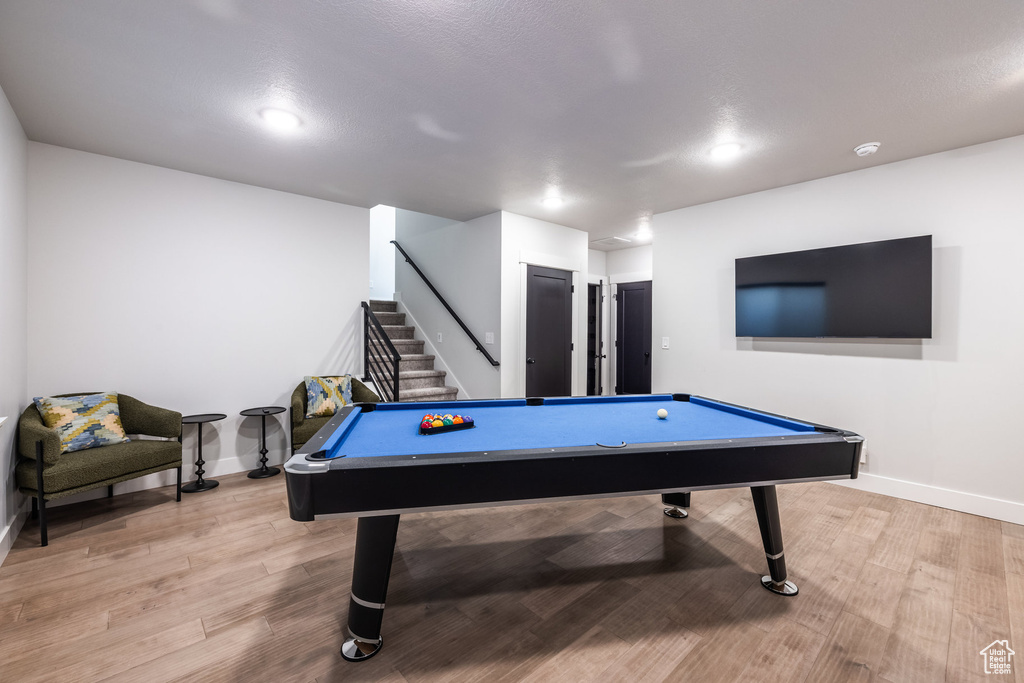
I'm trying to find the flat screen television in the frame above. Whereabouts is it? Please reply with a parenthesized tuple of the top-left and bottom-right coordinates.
(735, 235, 932, 338)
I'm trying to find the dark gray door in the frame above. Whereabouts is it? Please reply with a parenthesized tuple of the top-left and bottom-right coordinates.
(526, 265, 573, 397)
(616, 280, 652, 394)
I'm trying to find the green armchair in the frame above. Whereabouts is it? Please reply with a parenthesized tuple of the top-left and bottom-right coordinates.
(16, 393, 183, 546)
(290, 377, 379, 452)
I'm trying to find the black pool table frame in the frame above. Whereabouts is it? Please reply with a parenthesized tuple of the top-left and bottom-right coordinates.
(285, 393, 863, 662)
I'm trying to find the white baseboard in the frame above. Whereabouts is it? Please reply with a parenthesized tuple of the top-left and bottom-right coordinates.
(831, 473, 1024, 525)
(0, 500, 30, 565)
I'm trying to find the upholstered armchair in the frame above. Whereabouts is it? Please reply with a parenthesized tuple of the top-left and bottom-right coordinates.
(16, 393, 183, 546)
(290, 377, 379, 452)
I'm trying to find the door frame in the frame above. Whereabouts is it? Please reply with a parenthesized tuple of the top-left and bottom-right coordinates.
(608, 269, 653, 396)
(586, 275, 610, 395)
(525, 264, 574, 398)
(517, 251, 582, 397)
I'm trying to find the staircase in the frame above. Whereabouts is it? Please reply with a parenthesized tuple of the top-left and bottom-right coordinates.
(367, 300, 459, 402)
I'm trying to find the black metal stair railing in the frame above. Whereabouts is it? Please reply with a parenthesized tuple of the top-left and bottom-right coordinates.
(390, 240, 499, 367)
(362, 302, 401, 402)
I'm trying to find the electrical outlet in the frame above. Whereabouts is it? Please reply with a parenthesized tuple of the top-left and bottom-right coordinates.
(860, 440, 867, 465)
(437, 332, 443, 343)
(485, 332, 494, 344)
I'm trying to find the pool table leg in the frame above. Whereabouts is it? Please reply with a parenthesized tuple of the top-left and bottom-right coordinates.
(750, 485, 798, 596)
(342, 514, 401, 662)
(662, 492, 690, 518)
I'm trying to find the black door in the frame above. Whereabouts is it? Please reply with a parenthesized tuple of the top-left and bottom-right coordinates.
(526, 265, 573, 397)
(616, 280, 652, 394)
(586, 283, 603, 395)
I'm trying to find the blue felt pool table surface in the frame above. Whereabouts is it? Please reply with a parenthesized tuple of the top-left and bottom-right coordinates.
(316, 394, 817, 460)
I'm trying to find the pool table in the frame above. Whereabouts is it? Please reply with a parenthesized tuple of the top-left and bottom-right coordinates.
(285, 393, 863, 662)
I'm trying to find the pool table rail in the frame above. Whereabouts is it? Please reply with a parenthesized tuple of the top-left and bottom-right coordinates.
(286, 421, 861, 523)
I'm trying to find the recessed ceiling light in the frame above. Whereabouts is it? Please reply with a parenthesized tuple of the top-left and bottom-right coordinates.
(636, 216, 652, 240)
(709, 142, 743, 162)
(542, 196, 565, 209)
(259, 108, 302, 132)
(854, 142, 881, 157)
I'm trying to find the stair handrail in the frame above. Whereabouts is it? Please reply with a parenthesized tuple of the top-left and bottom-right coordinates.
(390, 240, 500, 367)
(362, 301, 401, 402)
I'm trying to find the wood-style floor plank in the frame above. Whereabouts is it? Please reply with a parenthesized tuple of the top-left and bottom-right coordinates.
(805, 610, 889, 682)
(877, 560, 956, 683)
(1004, 534, 1024, 576)
(518, 625, 631, 683)
(104, 615, 275, 683)
(868, 526, 921, 574)
(735, 617, 827, 683)
(843, 560, 907, 630)
(1005, 571, 1024, 683)
(945, 514, 1013, 683)
(0, 599, 21, 628)
(788, 533, 873, 635)
(597, 618, 702, 682)
(0, 475, 1021, 682)
(665, 618, 766, 682)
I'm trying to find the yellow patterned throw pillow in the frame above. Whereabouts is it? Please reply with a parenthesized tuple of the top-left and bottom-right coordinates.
(305, 375, 353, 418)
(33, 392, 131, 453)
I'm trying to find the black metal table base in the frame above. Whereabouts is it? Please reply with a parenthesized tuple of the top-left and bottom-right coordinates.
(182, 479, 220, 493)
(751, 485, 799, 596)
(248, 465, 280, 479)
(241, 408, 284, 479)
(181, 414, 225, 494)
(343, 514, 400, 662)
(662, 491, 690, 518)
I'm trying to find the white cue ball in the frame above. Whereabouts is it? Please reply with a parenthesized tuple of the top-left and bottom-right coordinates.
(657, 409, 668, 419)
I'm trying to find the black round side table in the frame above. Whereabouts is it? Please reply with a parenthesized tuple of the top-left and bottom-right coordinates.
(240, 406, 286, 479)
(181, 413, 226, 492)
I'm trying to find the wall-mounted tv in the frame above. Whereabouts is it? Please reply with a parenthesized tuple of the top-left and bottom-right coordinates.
(735, 235, 932, 338)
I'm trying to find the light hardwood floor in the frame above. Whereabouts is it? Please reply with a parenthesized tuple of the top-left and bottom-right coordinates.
(1, 473, 1022, 682)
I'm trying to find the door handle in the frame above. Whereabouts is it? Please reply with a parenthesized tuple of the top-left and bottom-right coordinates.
(526, 357, 536, 364)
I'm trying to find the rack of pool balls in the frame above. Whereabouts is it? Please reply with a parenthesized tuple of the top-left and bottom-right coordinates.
(419, 413, 474, 435)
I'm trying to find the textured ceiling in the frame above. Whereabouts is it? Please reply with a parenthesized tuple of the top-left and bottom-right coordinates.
(1, 0, 1023, 249)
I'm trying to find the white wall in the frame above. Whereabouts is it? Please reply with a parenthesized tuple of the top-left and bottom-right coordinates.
(587, 249, 607, 279)
(652, 135, 1024, 524)
(606, 244, 652, 284)
(500, 212, 589, 398)
(369, 205, 396, 301)
(0, 85, 28, 561)
(27, 144, 369, 499)
(394, 209, 502, 398)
